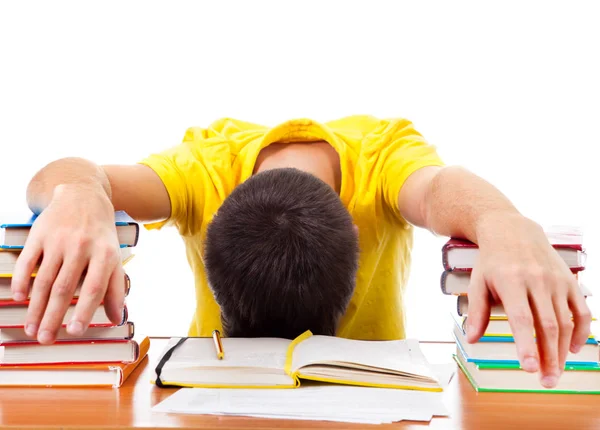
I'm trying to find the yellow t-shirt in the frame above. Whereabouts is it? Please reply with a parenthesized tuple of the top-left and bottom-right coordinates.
(139, 116, 444, 340)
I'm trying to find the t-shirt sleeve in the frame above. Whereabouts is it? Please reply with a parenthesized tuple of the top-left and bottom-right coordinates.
(138, 142, 209, 236)
(378, 119, 445, 221)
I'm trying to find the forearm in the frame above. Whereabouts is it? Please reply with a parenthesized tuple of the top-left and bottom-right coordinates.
(424, 166, 525, 244)
(26, 157, 112, 214)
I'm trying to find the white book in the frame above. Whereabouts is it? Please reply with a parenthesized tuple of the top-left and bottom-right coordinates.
(0, 246, 133, 277)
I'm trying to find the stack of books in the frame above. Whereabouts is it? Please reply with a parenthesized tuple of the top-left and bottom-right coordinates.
(441, 226, 600, 394)
(0, 211, 149, 387)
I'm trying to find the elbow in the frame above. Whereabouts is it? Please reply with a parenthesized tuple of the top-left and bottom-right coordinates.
(26, 157, 109, 214)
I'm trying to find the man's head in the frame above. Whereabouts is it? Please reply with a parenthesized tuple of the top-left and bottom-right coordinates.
(204, 167, 359, 339)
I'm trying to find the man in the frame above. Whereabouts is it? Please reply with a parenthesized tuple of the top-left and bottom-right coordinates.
(13, 116, 590, 389)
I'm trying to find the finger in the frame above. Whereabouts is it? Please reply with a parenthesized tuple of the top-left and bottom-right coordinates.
(104, 265, 126, 325)
(465, 269, 491, 343)
(498, 285, 539, 374)
(569, 281, 592, 354)
(553, 296, 574, 375)
(24, 251, 62, 338)
(67, 257, 114, 336)
(530, 292, 560, 388)
(37, 255, 86, 344)
(11, 239, 42, 301)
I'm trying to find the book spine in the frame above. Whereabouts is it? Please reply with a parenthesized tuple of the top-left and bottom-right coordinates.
(132, 338, 140, 362)
(132, 223, 140, 247)
(124, 273, 131, 297)
(120, 305, 128, 326)
(441, 243, 451, 271)
(440, 270, 450, 295)
(0, 322, 117, 329)
(0, 338, 131, 347)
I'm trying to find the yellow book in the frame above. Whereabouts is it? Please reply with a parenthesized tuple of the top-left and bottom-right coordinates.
(458, 314, 597, 338)
(151, 331, 442, 392)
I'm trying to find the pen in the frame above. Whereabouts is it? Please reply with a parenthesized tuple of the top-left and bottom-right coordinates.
(212, 329, 224, 360)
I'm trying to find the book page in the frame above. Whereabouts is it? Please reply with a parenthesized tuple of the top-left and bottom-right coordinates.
(162, 337, 290, 371)
(291, 336, 437, 380)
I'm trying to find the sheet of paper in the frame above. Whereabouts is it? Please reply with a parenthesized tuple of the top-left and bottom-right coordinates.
(194, 411, 388, 424)
(153, 385, 449, 424)
(430, 362, 456, 388)
(291, 336, 437, 381)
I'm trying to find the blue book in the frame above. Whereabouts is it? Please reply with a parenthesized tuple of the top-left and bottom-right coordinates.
(452, 313, 599, 366)
(0, 210, 139, 249)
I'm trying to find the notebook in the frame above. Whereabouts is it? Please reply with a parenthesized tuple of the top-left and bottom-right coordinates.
(0, 210, 139, 249)
(152, 331, 441, 391)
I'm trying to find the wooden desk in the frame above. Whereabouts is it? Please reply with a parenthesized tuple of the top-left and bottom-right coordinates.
(0, 339, 599, 429)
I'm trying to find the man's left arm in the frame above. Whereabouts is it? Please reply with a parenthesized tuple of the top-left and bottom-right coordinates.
(398, 165, 591, 389)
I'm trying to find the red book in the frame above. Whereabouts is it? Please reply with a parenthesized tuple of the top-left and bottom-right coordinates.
(0, 322, 135, 343)
(0, 338, 140, 365)
(441, 226, 586, 272)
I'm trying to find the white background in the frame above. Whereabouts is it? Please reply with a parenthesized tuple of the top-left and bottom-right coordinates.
(1, 1, 598, 340)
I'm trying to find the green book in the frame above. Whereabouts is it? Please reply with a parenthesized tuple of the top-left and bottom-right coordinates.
(454, 347, 600, 394)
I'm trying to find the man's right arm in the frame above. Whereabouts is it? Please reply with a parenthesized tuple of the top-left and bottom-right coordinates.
(13, 157, 170, 345)
(27, 157, 171, 222)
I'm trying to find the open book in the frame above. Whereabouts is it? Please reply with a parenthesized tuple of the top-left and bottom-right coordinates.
(152, 331, 441, 392)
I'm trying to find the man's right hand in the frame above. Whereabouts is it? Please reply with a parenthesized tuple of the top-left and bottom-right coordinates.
(13, 158, 171, 345)
(11, 183, 125, 344)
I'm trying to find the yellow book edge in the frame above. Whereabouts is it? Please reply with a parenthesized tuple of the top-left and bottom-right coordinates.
(461, 316, 597, 337)
(469, 316, 597, 322)
(483, 333, 596, 339)
(151, 330, 442, 392)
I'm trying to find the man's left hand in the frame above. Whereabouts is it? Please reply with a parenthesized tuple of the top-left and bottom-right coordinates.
(465, 213, 592, 389)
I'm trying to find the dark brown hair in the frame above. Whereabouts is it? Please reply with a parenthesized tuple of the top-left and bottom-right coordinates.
(204, 168, 359, 339)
